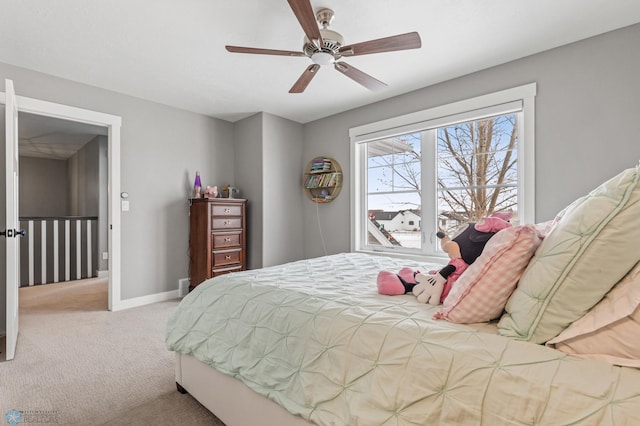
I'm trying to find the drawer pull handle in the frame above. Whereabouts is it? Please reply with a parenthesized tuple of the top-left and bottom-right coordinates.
(224, 208, 231, 213)
(225, 255, 231, 260)
(225, 237, 231, 242)
(224, 220, 231, 226)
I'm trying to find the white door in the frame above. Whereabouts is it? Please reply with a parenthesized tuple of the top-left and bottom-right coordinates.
(4, 79, 20, 360)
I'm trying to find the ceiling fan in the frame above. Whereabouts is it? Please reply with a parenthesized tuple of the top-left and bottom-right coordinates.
(225, 0, 422, 93)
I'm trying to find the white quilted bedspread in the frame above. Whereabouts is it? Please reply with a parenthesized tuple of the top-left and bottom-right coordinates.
(166, 253, 640, 425)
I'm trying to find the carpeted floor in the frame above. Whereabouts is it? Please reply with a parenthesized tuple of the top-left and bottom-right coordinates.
(0, 278, 225, 425)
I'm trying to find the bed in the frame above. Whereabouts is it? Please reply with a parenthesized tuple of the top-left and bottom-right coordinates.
(167, 252, 640, 425)
(166, 164, 640, 425)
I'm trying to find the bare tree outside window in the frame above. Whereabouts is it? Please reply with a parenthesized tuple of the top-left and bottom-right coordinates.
(437, 114, 518, 234)
(366, 113, 518, 247)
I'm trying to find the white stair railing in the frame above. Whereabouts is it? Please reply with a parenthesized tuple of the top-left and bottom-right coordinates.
(19, 216, 98, 286)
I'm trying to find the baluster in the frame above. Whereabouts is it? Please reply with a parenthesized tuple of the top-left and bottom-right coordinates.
(86, 219, 92, 278)
(65, 220, 70, 281)
(53, 220, 59, 283)
(76, 220, 82, 280)
(41, 221, 47, 285)
(28, 220, 34, 286)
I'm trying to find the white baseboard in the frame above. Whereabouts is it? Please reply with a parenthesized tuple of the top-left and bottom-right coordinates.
(97, 270, 109, 278)
(111, 289, 180, 311)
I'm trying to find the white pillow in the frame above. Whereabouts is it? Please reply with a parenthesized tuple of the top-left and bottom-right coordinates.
(498, 164, 640, 343)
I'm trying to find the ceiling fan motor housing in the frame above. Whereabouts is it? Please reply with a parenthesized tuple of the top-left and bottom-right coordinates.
(304, 28, 344, 65)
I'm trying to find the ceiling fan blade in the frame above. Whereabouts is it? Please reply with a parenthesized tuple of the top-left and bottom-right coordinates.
(289, 64, 320, 93)
(225, 45, 306, 57)
(339, 32, 421, 57)
(287, 0, 323, 45)
(334, 62, 387, 92)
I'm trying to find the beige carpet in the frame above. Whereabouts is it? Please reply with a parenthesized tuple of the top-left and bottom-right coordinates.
(0, 278, 225, 425)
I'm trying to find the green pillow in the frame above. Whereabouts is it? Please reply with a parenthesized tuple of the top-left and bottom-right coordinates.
(498, 164, 640, 343)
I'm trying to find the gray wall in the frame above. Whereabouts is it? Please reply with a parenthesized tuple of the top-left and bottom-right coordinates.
(68, 136, 101, 217)
(0, 61, 235, 301)
(233, 112, 304, 269)
(233, 113, 263, 270)
(301, 23, 640, 259)
(19, 156, 68, 216)
(262, 113, 303, 267)
(71, 135, 109, 272)
(68, 135, 107, 272)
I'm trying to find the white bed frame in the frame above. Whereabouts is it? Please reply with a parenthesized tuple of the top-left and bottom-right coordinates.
(175, 353, 313, 426)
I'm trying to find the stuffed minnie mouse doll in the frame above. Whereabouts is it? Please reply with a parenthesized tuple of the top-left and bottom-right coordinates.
(377, 212, 512, 304)
(412, 213, 512, 303)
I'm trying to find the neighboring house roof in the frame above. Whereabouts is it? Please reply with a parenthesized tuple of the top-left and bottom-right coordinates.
(370, 211, 398, 221)
(400, 210, 421, 218)
(370, 210, 421, 221)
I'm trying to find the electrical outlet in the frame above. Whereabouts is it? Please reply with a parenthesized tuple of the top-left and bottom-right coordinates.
(102, 252, 109, 260)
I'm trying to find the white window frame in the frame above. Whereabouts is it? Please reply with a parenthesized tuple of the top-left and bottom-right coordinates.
(349, 83, 536, 261)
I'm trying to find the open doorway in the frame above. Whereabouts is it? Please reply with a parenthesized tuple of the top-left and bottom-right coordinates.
(18, 112, 109, 308)
(1, 90, 122, 312)
(2, 86, 122, 361)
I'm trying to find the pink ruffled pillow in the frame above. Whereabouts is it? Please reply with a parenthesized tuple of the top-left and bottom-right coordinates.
(434, 225, 543, 324)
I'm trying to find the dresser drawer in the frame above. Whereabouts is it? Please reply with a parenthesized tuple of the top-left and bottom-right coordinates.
(211, 265, 243, 277)
(211, 204, 243, 216)
(211, 217, 242, 230)
(212, 232, 241, 249)
(212, 249, 242, 267)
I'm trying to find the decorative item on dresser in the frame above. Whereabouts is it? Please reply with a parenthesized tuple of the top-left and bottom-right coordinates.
(188, 198, 247, 291)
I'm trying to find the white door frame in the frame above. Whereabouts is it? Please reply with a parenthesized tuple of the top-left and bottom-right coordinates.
(0, 92, 122, 311)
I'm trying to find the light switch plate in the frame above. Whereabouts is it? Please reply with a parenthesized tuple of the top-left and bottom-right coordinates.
(121, 200, 130, 211)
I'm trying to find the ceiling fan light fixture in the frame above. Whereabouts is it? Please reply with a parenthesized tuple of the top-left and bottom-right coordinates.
(311, 51, 335, 66)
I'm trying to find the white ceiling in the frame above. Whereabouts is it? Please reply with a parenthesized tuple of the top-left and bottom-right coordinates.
(18, 113, 107, 160)
(1, 1, 640, 125)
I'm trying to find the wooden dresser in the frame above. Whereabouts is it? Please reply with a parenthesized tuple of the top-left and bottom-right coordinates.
(189, 198, 247, 290)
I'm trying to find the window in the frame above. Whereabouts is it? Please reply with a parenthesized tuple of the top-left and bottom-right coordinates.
(350, 84, 536, 258)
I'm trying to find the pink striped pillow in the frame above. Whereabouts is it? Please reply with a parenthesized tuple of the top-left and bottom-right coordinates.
(434, 225, 543, 324)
